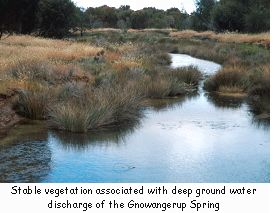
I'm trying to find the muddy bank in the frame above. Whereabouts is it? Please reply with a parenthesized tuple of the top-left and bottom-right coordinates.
(0, 94, 23, 139)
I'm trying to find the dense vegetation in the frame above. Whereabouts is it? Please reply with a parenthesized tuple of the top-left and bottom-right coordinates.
(0, 32, 204, 133)
(0, 0, 270, 38)
(191, 0, 269, 32)
(0, 1, 270, 134)
(0, 29, 270, 133)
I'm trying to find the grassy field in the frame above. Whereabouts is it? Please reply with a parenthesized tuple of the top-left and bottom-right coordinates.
(0, 29, 270, 133)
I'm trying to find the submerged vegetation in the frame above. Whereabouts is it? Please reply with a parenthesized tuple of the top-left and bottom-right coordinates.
(0, 28, 269, 133)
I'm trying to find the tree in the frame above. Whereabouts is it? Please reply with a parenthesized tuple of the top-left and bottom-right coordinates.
(244, 0, 270, 32)
(130, 10, 149, 29)
(37, 0, 76, 38)
(166, 8, 188, 29)
(211, 0, 269, 32)
(73, 7, 90, 36)
(0, 0, 40, 35)
(212, 0, 246, 32)
(117, 5, 132, 29)
(191, 0, 216, 31)
(0, 0, 8, 37)
(86, 5, 118, 28)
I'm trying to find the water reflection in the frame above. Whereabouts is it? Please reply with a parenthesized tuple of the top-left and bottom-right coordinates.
(206, 92, 245, 109)
(0, 122, 47, 145)
(0, 140, 51, 183)
(247, 96, 270, 129)
(146, 92, 199, 111)
(247, 96, 270, 116)
(205, 92, 269, 129)
(170, 53, 222, 74)
(49, 123, 139, 151)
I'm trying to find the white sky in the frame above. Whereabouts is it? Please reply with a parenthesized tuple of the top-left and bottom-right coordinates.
(73, 0, 196, 14)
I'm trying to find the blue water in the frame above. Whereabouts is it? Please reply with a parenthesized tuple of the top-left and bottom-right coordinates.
(0, 54, 269, 183)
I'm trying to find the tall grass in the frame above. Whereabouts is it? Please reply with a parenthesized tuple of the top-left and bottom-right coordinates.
(204, 65, 248, 92)
(164, 66, 202, 86)
(49, 84, 143, 133)
(248, 65, 270, 96)
(204, 63, 269, 97)
(152, 53, 172, 65)
(14, 86, 51, 120)
(50, 102, 94, 133)
(140, 67, 201, 99)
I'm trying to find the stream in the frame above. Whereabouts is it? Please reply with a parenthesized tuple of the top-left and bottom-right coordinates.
(0, 54, 270, 183)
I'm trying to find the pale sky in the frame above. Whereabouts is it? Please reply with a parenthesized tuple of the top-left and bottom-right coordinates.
(73, 0, 196, 14)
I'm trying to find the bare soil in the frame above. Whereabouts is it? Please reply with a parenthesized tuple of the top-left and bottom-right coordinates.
(0, 93, 23, 139)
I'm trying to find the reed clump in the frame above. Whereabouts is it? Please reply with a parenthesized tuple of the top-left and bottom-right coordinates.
(13, 85, 51, 120)
(49, 84, 143, 133)
(204, 65, 248, 92)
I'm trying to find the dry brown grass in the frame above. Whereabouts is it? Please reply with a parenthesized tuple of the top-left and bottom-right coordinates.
(204, 64, 248, 92)
(218, 86, 245, 94)
(128, 28, 174, 33)
(170, 30, 270, 47)
(0, 35, 103, 96)
(104, 51, 121, 62)
(0, 35, 102, 72)
(86, 28, 122, 33)
(111, 61, 141, 71)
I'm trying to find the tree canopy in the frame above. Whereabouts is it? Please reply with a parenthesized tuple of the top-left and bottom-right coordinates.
(0, 0, 270, 38)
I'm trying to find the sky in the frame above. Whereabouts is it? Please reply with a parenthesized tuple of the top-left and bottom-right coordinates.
(73, 0, 196, 14)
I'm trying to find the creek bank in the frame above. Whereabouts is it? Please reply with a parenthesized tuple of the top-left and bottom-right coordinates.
(0, 94, 24, 139)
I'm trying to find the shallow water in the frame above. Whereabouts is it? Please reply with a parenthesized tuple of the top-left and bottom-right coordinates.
(0, 54, 269, 183)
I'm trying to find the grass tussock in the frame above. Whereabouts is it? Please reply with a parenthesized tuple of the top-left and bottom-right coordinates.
(165, 66, 202, 86)
(50, 102, 95, 133)
(204, 63, 269, 97)
(204, 65, 248, 92)
(49, 84, 143, 133)
(13, 86, 51, 120)
(143, 77, 173, 98)
(248, 64, 270, 96)
(151, 53, 172, 66)
(140, 67, 201, 98)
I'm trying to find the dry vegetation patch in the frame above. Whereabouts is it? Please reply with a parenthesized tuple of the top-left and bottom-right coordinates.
(170, 30, 270, 47)
(0, 35, 102, 73)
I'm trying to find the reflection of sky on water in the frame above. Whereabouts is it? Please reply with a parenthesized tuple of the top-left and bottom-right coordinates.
(0, 54, 269, 183)
(170, 53, 222, 74)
